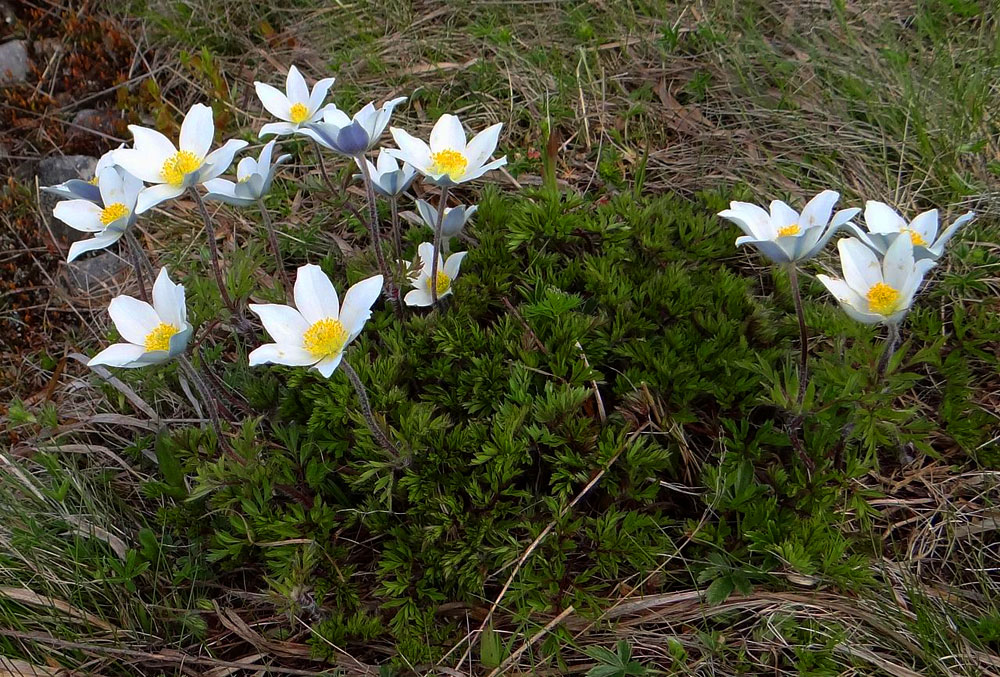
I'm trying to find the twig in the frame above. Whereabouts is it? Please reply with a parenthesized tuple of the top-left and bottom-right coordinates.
(189, 187, 239, 320)
(257, 197, 291, 295)
(484, 606, 575, 677)
(124, 230, 148, 302)
(575, 340, 606, 423)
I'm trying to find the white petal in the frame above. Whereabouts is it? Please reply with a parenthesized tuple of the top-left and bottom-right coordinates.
(769, 200, 799, 229)
(285, 65, 309, 104)
(180, 103, 214, 157)
(67, 231, 122, 261)
(387, 128, 432, 171)
(352, 102, 379, 139)
(719, 202, 771, 239)
(375, 148, 399, 174)
(404, 287, 434, 307)
(816, 275, 882, 324)
(152, 268, 186, 328)
(734, 236, 791, 263)
(293, 264, 340, 324)
(882, 231, 914, 291)
(370, 97, 407, 141)
(429, 114, 466, 153)
(930, 211, 975, 255)
(908, 209, 938, 243)
(108, 295, 160, 344)
(459, 156, 507, 182)
(463, 122, 502, 171)
(53, 200, 104, 233)
(308, 76, 336, 114)
(798, 190, 839, 229)
(135, 184, 185, 214)
(255, 82, 292, 121)
(313, 353, 343, 378)
(199, 139, 249, 182)
(321, 105, 352, 127)
(248, 343, 316, 367)
(838, 237, 882, 293)
(88, 343, 149, 368)
(339, 274, 383, 340)
(415, 241, 439, 274)
(443, 251, 467, 279)
(114, 147, 170, 184)
(864, 200, 907, 234)
(259, 121, 297, 138)
(248, 303, 309, 346)
(98, 166, 126, 206)
(127, 124, 177, 165)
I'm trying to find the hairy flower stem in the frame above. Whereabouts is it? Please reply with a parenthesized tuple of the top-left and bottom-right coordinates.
(340, 359, 401, 459)
(877, 321, 901, 383)
(178, 354, 241, 463)
(357, 158, 400, 315)
(430, 186, 450, 304)
(390, 196, 405, 308)
(257, 198, 291, 295)
(124, 230, 149, 303)
(787, 265, 809, 408)
(189, 188, 239, 319)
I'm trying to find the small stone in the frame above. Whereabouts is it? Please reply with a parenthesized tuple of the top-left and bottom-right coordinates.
(0, 40, 28, 84)
(36, 154, 98, 252)
(70, 109, 119, 139)
(66, 251, 128, 293)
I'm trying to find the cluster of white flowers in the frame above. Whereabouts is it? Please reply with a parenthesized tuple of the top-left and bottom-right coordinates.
(718, 192, 974, 327)
(45, 64, 507, 381)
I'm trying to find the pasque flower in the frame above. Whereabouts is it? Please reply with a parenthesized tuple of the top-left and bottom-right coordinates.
(356, 150, 417, 198)
(52, 166, 143, 262)
(203, 140, 290, 206)
(89, 268, 192, 368)
(114, 103, 247, 213)
(404, 242, 467, 307)
(415, 198, 476, 247)
(388, 114, 506, 186)
(854, 200, 975, 261)
(255, 65, 336, 138)
(300, 97, 407, 157)
(718, 190, 861, 263)
(248, 265, 383, 377)
(42, 147, 124, 202)
(817, 235, 935, 325)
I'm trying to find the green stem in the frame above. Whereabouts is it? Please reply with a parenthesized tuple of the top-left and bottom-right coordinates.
(430, 186, 450, 305)
(787, 265, 809, 408)
(340, 359, 401, 459)
(257, 197, 291, 295)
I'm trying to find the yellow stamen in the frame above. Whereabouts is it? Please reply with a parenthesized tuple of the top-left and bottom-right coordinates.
(99, 202, 129, 226)
(777, 223, 800, 237)
(302, 318, 348, 360)
(87, 176, 100, 185)
(426, 270, 451, 296)
(866, 282, 901, 316)
(289, 103, 310, 124)
(428, 149, 468, 181)
(144, 322, 179, 352)
(903, 228, 927, 247)
(161, 150, 202, 187)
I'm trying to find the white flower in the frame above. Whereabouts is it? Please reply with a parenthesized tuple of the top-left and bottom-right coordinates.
(255, 65, 336, 138)
(415, 198, 476, 244)
(300, 97, 407, 157)
(387, 113, 506, 187)
(248, 265, 383, 377)
(718, 190, 861, 264)
(42, 146, 125, 202)
(113, 103, 248, 213)
(816, 235, 936, 325)
(203, 140, 290, 206)
(88, 268, 192, 368)
(854, 200, 975, 261)
(356, 150, 417, 197)
(52, 166, 143, 262)
(404, 242, 467, 307)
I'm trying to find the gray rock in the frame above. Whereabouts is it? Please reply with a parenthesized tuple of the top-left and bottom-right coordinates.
(66, 251, 128, 293)
(36, 155, 98, 253)
(0, 40, 28, 84)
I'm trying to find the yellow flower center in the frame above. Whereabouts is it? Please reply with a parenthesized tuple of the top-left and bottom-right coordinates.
(144, 322, 179, 352)
(777, 223, 800, 237)
(99, 202, 129, 225)
(428, 149, 468, 180)
(302, 318, 348, 359)
(161, 150, 203, 187)
(426, 270, 451, 296)
(866, 282, 901, 316)
(289, 102, 310, 124)
(87, 176, 99, 185)
(903, 228, 927, 247)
